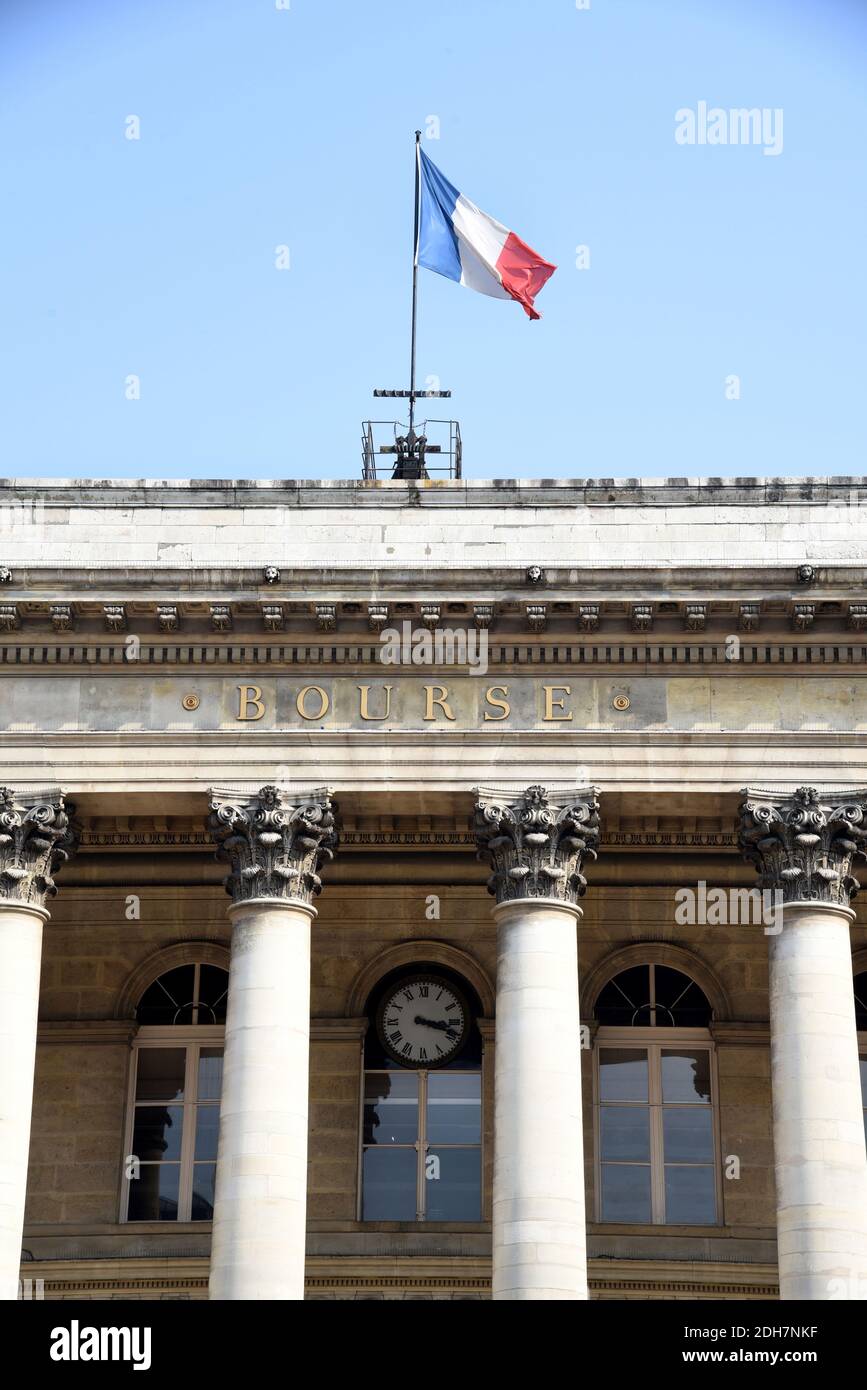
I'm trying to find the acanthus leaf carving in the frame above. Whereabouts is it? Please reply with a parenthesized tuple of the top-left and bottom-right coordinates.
(0, 787, 79, 909)
(738, 785, 867, 908)
(473, 783, 600, 907)
(207, 784, 338, 907)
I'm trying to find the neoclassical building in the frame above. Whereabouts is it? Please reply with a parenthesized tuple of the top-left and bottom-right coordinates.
(2, 475, 867, 1301)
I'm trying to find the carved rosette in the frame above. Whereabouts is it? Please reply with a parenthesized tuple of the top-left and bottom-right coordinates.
(474, 784, 600, 907)
(738, 786, 867, 908)
(0, 787, 79, 910)
(207, 785, 338, 907)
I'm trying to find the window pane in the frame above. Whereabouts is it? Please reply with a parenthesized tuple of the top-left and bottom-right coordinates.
(601, 1106, 650, 1161)
(601, 1163, 651, 1223)
(127, 1163, 180, 1221)
(654, 966, 712, 1027)
(860, 1056, 867, 1106)
(665, 1164, 716, 1223)
(363, 1073, 419, 1144)
(132, 1106, 183, 1162)
(194, 1105, 221, 1161)
(854, 974, 867, 1031)
(197, 1048, 224, 1101)
(599, 1049, 648, 1102)
(135, 966, 196, 1025)
(191, 1164, 216, 1220)
(663, 1106, 714, 1162)
(426, 1073, 481, 1145)
(361, 1148, 417, 1220)
(198, 965, 229, 1024)
(661, 1050, 711, 1103)
(135, 1049, 186, 1102)
(425, 1148, 481, 1220)
(594, 966, 650, 1026)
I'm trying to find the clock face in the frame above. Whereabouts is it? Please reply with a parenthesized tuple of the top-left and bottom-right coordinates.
(376, 976, 469, 1068)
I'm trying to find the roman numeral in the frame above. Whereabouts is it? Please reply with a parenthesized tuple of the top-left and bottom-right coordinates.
(386, 1017, 399, 1027)
(419, 1046, 428, 1060)
(403, 990, 414, 1002)
(390, 1030, 402, 1043)
(419, 984, 429, 998)
(401, 1042, 412, 1056)
(445, 1002, 457, 1012)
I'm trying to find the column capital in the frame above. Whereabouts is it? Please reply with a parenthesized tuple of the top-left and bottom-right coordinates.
(474, 783, 600, 908)
(207, 784, 338, 908)
(0, 786, 78, 913)
(738, 785, 867, 909)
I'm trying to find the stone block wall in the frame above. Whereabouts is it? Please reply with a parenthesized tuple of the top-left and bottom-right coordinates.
(25, 866, 859, 1250)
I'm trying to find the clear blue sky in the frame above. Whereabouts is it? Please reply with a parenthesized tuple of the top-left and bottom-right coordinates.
(1, 0, 865, 481)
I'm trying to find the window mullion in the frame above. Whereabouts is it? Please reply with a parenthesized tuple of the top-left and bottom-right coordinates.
(649, 1045, 665, 1224)
(417, 1071, 427, 1221)
(177, 1044, 197, 1221)
(122, 1045, 140, 1221)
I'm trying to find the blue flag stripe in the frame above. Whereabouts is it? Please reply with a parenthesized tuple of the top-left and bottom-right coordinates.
(416, 148, 461, 283)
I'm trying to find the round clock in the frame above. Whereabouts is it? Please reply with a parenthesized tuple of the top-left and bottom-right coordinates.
(376, 975, 470, 1068)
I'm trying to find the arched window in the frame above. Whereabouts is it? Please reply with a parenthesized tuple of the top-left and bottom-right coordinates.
(593, 964, 719, 1227)
(595, 964, 713, 1028)
(122, 963, 228, 1223)
(359, 966, 483, 1223)
(855, 971, 867, 1149)
(855, 971, 867, 1032)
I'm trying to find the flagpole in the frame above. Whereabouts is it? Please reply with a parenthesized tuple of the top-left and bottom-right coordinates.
(409, 129, 421, 436)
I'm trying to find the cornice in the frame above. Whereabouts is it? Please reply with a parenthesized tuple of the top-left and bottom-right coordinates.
(310, 1017, 368, 1043)
(710, 1021, 770, 1045)
(76, 817, 739, 853)
(3, 636, 867, 669)
(17, 1253, 780, 1300)
(36, 1020, 139, 1045)
(8, 728, 867, 748)
(1, 474, 866, 505)
(2, 574, 867, 603)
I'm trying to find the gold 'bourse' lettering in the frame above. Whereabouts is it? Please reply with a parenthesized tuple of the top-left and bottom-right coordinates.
(237, 684, 266, 721)
(357, 685, 393, 721)
(423, 685, 456, 721)
(296, 685, 330, 720)
(543, 685, 573, 722)
(483, 686, 510, 721)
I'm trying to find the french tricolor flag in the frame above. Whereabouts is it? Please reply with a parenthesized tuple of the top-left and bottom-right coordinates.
(416, 149, 556, 321)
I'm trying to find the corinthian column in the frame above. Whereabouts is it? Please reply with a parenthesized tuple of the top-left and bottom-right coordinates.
(739, 786, 867, 1301)
(0, 788, 77, 1302)
(474, 784, 600, 1301)
(206, 785, 337, 1301)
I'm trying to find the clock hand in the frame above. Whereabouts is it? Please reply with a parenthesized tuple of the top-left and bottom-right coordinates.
(414, 1015, 457, 1034)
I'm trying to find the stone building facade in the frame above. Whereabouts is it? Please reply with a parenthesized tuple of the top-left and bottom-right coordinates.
(1, 476, 867, 1300)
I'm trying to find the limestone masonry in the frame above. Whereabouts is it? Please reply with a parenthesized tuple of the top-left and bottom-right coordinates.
(1, 477, 867, 1301)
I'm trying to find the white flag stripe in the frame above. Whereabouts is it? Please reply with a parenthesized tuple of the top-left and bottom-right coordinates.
(452, 193, 511, 296)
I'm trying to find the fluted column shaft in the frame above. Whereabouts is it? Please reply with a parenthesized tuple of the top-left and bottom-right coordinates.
(209, 897, 314, 1300)
(0, 788, 77, 1302)
(475, 784, 600, 1301)
(206, 785, 336, 1301)
(492, 898, 586, 1298)
(768, 903, 867, 1298)
(740, 786, 867, 1300)
(0, 901, 48, 1301)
